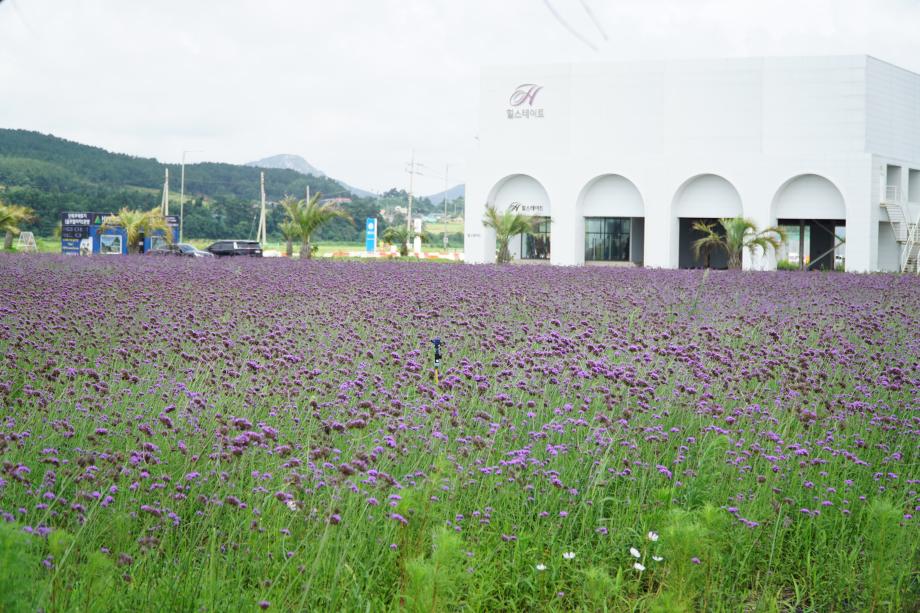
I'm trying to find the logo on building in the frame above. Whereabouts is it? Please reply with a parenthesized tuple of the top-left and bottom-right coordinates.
(507, 84, 544, 120)
(508, 201, 545, 214)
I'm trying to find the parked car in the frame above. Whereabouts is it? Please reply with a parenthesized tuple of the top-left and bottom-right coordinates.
(147, 243, 214, 258)
(206, 240, 263, 257)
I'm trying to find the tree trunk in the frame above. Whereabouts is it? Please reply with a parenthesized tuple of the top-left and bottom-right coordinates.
(300, 236, 309, 260)
(497, 238, 510, 264)
(3, 231, 13, 250)
(729, 250, 743, 269)
(285, 238, 293, 257)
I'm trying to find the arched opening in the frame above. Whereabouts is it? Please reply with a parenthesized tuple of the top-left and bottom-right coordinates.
(577, 174, 644, 265)
(772, 174, 846, 271)
(486, 174, 551, 263)
(672, 174, 743, 269)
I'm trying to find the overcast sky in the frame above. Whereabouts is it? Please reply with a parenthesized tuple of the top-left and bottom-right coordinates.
(1, 0, 919, 194)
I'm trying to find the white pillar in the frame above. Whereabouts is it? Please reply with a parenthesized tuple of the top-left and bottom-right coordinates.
(744, 191, 777, 271)
(550, 190, 578, 266)
(642, 191, 675, 268)
(845, 158, 878, 272)
(464, 179, 492, 264)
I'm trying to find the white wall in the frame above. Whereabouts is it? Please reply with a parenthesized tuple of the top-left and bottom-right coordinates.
(773, 174, 846, 219)
(673, 174, 743, 218)
(467, 56, 920, 272)
(877, 222, 901, 272)
(580, 175, 643, 217)
(867, 58, 920, 164)
(909, 169, 920, 202)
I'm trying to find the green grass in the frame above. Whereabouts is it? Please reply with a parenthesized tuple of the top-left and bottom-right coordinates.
(424, 221, 463, 234)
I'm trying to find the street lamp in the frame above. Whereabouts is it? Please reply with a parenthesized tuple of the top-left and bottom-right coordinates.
(179, 149, 203, 243)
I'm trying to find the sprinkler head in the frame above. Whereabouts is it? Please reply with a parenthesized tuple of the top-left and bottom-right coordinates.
(431, 337, 441, 349)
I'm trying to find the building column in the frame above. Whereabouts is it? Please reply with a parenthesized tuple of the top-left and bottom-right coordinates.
(463, 183, 493, 264)
(845, 159, 878, 272)
(642, 195, 675, 268)
(550, 208, 579, 266)
(744, 194, 778, 271)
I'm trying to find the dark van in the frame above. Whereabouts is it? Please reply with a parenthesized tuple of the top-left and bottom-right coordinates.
(206, 240, 263, 257)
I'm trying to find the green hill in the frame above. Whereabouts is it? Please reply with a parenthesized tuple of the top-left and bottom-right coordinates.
(0, 129, 356, 239)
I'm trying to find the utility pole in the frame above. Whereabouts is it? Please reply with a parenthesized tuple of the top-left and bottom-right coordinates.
(258, 171, 267, 244)
(179, 155, 185, 242)
(306, 185, 311, 204)
(179, 149, 202, 243)
(161, 168, 169, 216)
(443, 164, 450, 250)
(406, 150, 417, 238)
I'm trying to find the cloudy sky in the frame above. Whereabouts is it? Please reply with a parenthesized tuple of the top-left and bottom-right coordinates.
(1, 0, 919, 194)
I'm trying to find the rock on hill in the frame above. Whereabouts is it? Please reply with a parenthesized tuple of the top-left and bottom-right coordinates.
(247, 154, 375, 198)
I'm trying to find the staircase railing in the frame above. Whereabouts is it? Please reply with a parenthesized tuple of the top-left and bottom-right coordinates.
(885, 185, 901, 203)
(881, 184, 918, 273)
(901, 213, 918, 274)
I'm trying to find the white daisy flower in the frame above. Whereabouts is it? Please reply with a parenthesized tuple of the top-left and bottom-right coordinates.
(633, 562, 646, 571)
(629, 547, 641, 558)
(562, 551, 576, 560)
(647, 531, 659, 542)
(536, 563, 547, 571)
(652, 555, 663, 562)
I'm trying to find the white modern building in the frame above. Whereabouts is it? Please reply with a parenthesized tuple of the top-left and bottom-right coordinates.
(465, 56, 920, 272)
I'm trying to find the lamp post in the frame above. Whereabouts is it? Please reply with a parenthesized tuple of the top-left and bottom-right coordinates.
(179, 149, 203, 243)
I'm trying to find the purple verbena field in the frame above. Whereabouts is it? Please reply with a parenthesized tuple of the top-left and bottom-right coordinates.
(0, 255, 918, 612)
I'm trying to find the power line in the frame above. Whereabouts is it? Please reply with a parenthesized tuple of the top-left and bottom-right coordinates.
(578, 0, 608, 41)
(540, 0, 598, 51)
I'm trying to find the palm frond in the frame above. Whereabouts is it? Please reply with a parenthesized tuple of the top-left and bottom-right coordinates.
(482, 204, 539, 263)
(0, 202, 35, 236)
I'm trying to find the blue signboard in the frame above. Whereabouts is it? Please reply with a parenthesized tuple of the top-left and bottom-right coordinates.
(61, 212, 118, 255)
(91, 225, 128, 255)
(365, 218, 377, 253)
(143, 215, 180, 252)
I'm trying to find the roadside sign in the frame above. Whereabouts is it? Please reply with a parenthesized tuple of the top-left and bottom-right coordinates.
(365, 218, 377, 252)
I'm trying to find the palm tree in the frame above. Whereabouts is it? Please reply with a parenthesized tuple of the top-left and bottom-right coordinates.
(282, 193, 353, 260)
(692, 217, 786, 270)
(482, 204, 538, 264)
(382, 225, 430, 257)
(0, 201, 35, 250)
(97, 207, 172, 254)
(278, 219, 301, 257)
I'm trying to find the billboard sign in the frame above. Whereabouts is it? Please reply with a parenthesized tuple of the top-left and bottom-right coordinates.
(61, 213, 93, 255)
(61, 212, 116, 255)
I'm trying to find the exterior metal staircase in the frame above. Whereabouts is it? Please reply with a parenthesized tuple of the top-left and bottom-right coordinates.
(882, 186, 919, 274)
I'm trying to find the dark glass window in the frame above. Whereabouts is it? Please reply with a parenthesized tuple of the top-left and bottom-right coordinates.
(585, 217, 631, 261)
(520, 217, 551, 260)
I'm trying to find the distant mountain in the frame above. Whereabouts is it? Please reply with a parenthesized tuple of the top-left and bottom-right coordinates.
(246, 154, 325, 177)
(247, 153, 375, 198)
(424, 184, 465, 203)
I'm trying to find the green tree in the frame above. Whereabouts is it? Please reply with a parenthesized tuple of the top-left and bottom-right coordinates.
(97, 207, 172, 254)
(382, 225, 430, 257)
(692, 217, 786, 270)
(482, 204, 537, 264)
(282, 193, 353, 259)
(0, 200, 35, 250)
(278, 219, 301, 257)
